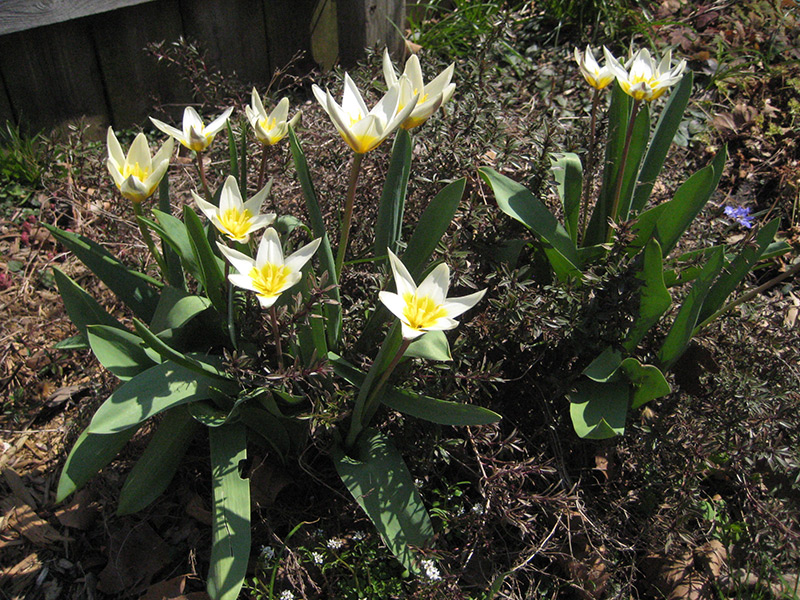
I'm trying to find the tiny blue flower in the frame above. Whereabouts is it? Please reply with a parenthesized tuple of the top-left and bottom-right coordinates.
(724, 205, 754, 229)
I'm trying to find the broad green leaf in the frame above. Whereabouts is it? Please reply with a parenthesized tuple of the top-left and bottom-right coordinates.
(183, 205, 226, 315)
(133, 319, 229, 381)
(480, 167, 582, 282)
(45, 224, 160, 321)
(149, 286, 213, 333)
(659, 246, 724, 369)
(623, 239, 672, 352)
(654, 147, 727, 256)
(239, 406, 291, 458)
(567, 378, 630, 439)
(761, 240, 792, 261)
(329, 353, 501, 426)
(616, 102, 651, 221)
(52, 267, 125, 343)
(332, 429, 434, 575)
(620, 358, 671, 409)
(207, 422, 250, 600)
(405, 330, 452, 361)
(87, 325, 156, 381)
(151, 209, 201, 278)
(585, 82, 631, 245)
(157, 176, 185, 289)
(56, 426, 138, 502)
(375, 129, 412, 258)
(54, 334, 88, 350)
(631, 72, 693, 214)
(552, 153, 582, 243)
(295, 269, 328, 365)
(403, 178, 465, 279)
(288, 125, 341, 348)
(87, 360, 236, 434)
(582, 347, 623, 382)
(117, 405, 200, 515)
(697, 217, 780, 324)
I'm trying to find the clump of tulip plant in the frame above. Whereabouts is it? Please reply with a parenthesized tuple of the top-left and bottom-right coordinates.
(50, 50, 494, 600)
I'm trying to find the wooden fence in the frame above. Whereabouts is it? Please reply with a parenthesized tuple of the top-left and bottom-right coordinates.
(0, 0, 405, 133)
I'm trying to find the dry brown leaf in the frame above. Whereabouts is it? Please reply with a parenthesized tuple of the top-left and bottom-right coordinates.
(184, 492, 212, 526)
(54, 488, 100, 530)
(139, 574, 188, 600)
(693, 539, 728, 578)
(97, 521, 173, 595)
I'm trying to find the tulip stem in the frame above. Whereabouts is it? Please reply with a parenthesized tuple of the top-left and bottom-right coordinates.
(132, 201, 167, 275)
(225, 261, 237, 350)
(579, 88, 601, 245)
(257, 144, 269, 192)
(270, 305, 284, 371)
(607, 98, 641, 241)
(345, 337, 411, 449)
(335, 152, 365, 278)
(196, 150, 213, 202)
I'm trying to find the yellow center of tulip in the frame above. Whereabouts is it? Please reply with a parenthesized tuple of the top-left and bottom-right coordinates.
(260, 117, 277, 131)
(402, 293, 448, 331)
(249, 263, 290, 298)
(122, 161, 150, 182)
(219, 208, 254, 240)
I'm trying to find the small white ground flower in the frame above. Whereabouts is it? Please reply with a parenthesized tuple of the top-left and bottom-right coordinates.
(472, 503, 485, 515)
(260, 545, 275, 560)
(279, 591, 294, 600)
(352, 530, 366, 541)
(421, 559, 442, 581)
(326, 537, 344, 550)
(311, 551, 324, 565)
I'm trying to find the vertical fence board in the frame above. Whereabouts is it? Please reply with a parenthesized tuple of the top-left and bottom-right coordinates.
(0, 20, 108, 133)
(0, 72, 15, 127)
(89, 0, 191, 128)
(179, 0, 271, 86)
(263, 0, 317, 76)
(337, 0, 404, 68)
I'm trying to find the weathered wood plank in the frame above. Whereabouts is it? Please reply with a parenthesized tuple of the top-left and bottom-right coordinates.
(0, 0, 157, 36)
(179, 0, 272, 87)
(264, 0, 318, 75)
(89, 0, 192, 128)
(0, 19, 108, 133)
(0, 73, 15, 127)
(337, 0, 405, 68)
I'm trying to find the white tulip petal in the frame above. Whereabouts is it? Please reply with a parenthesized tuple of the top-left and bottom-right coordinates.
(419, 316, 459, 332)
(205, 107, 234, 136)
(244, 179, 272, 214)
(383, 48, 399, 87)
(229, 273, 261, 293)
(127, 134, 153, 171)
(441, 289, 486, 319)
(256, 294, 280, 309)
(400, 322, 427, 340)
(403, 54, 425, 92)
(342, 73, 369, 118)
(270, 97, 290, 124)
(150, 117, 184, 142)
(284, 237, 321, 272)
(217, 243, 256, 277)
(107, 128, 125, 165)
(256, 228, 285, 266)
(387, 250, 417, 298)
(378, 291, 407, 321)
(417, 262, 450, 304)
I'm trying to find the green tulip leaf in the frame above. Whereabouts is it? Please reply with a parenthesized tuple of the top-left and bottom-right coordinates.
(117, 405, 200, 515)
(157, 176, 185, 289)
(45, 224, 161, 322)
(616, 102, 651, 221)
(332, 429, 434, 575)
(404, 330, 452, 362)
(288, 125, 342, 348)
(183, 205, 226, 315)
(620, 358, 671, 409)
(659, 246, 724, 369)
(582, 347, 623, 382)
(585, 82, 631, 245)
(149, 286, 213, 334)
(151, 209, 201, 278)
(52, 267, 125, 345)
(631, 72, 694, 214)
(207, 422, 250, 600)
(87, 360, 236, 434)
(86, 325, 157, 381)
(480, 167, 582, 282)
(623, 239, 672, 352)
(375, 128, 413, 258)
(567, 378, 630, 439)
(697, 217, 780, 325)
(551, 152, 583, 243)
(56, 426, 138, 502)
